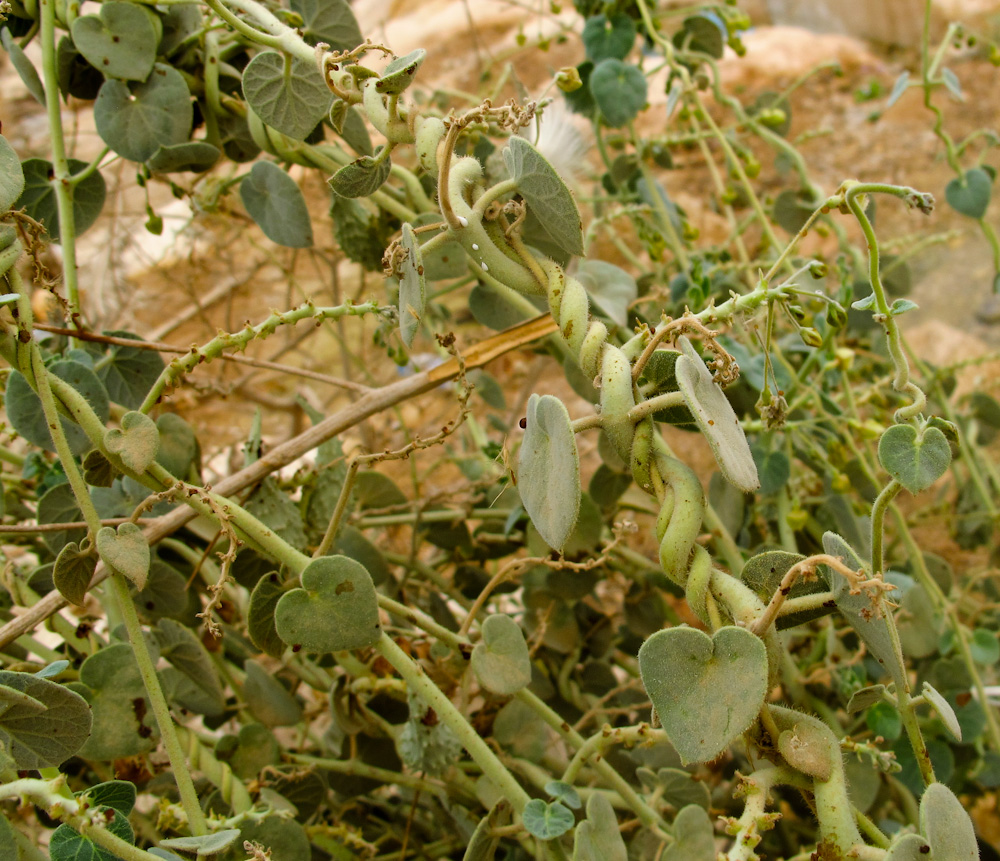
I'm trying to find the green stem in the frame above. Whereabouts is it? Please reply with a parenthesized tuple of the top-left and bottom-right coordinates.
(109, 574, 208, 834)
(38, 0, 81, 342)
(374, 633, 530, 813)
(870, 479, 902, 577)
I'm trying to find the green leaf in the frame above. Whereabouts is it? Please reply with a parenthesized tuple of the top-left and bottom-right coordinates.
(464, 799, 512, 861)
(70, 1, 158, 82)
(37, 483, 86, 554)
(821, 532, 907, 689)
(752, 447, 790, 495)
(155, 413, 200, 478)
(376, 49, 426, 95)
(274, 555, 382, 653)
(132, 560, 189, 620)
(970, 627, 1000, 665)
(330, 193, 392, 271)
(5, 359, 110, 455)
(0, 134, 24, 213)
(866, 701, 902, 741)
(741, 550, 832, 630)
(638, 625, 768, 764)
(522, 799, 574, 840)
(86, 330, 166, 410)
(96, 522, 151, 589)
(398, 222, 425, 347)
(582, 14, 636, 63)
(146, 141, 221, 173)
(247, 572, 287, 659)
(17, 157, 107, 240)
(1, 27, 45, 104)
(471, 614, 532, 695)
(847, 684, 888, 713)
(240, 161, 314, 248)
(878, 424, 951, 494)
(662, 804, 716, 861)
(575, 259, 636, 327)
(674, 14, 725, 58)
(675, 336, 759, 492)
(852, 292, 877, 311)
(589, 58, 647, 127)
(94, 64, 192, 162)
(544, 781, 581, 809)
(236, 814, 310, 861)
(243, 659, 303, 727)
(0, 670, 92, 769)
(158, 830, 241, 855)
(919, 783, 979, 860)
(889, 298, 919, 316)
(104, 410, 160, 473)
(887, 70, 910, 107)
(885, 834, 932, 860)
(53, 542, 96, 606)
(0, 813, 18, 861)
(155, 619, 225, 716)
(504, 136, 584, 258)
(245, 476, 308, 551)
(328, 151, 392, 198)
(772, 188, 814, 234)
(921, 681, 961, 741)
(573, 792, 626, 861)
(941, 67, 963, 100)
(243, 51, 332, 141)
(517, 394, 581, 552)
(56, 34, 104, 100)
(81, 780, 137, 816)
(289, 0, 362, 50)
(945, 167, 991, 219)
(636, 767, 712, 811)
(50, 811, 134, 861)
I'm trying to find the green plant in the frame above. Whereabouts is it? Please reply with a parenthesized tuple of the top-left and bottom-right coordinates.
(0, 0, 998, 859)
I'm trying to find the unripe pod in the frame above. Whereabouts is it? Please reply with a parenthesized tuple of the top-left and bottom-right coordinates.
(600, 346, 637, 463)
(416, 117, 445, 176)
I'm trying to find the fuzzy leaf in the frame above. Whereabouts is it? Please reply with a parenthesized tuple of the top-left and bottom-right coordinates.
(248, 572, 288, 658)
(663, 804, 716, 861)
(878, 424, 951, 494)
(274, 555, 381, 653)
(0, 133, 25, 212)
(522, 799, 574, 840)
(328, 151, 392, 198)
(675, 336, 759, 492)
(945, 167, 991, 219)
(582, 14, 636, 63)
(53, 542, 96, 606)
(919, 783, 978, 860)
(104, 410, 160, 473)
(517, 394, 580, 552)
(240, 160, 313, 248)
(471, 614, 532, 695)
(243, 659, 303, 727)
(376, 49, 425, 95)
(242, 51, 332, 141)
(639, 625, 768, 764)
(158, 830, 241, 855)
(589, 59, 646, 128)
(70, 1, 158, 82)
(504, 136, 584, 258)
(398, 222, 425, 347)
(96, 522, 151, 589)
(0, 671, 92, 769)
(289, 0, 362, 50)
(573, 792, 626, 860)
(94, 64, 192, 163)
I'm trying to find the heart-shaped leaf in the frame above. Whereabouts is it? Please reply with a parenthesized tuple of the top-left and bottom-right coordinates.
(105, 410, 160, 473)
(919, 782, 979, 860)
(274, 555, 381, 653)
(81, 781, 136, 817)
(878, 424, 951, 494)
(471, 614, 532, 695)
(376, 49, 425, 95)
(242, 51, 332, 141)
(638, 625, 768, 764)
(573, 793, 626, 861)
(50, 810, 134, 861)
(505, 136, 584, 258)
(675, 336, 759, 492)
(945, 167, 991, 219)
(517, 394, 581, 552)
(0, 133, 24, 212)
(289, 0, 362, 50)
(522, 799, 574, 840)
(398, 222, 425, 347)
(582, 14, 637, 63)
(94, 64, 192, 163)
(240, 160, 313, 248)
(5, 359, 110, 455)
(589, 58, 647, 128)
(96, 522, 151, 589)
(71, 1, 158, 82)
(328, 151, 392, 198)
(77, 644, 156, 760)
(662, 804, 715, 861)
(18, 157, 107, 240)
(0, 670, 93, 769)
(53, 541, 96, 606)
